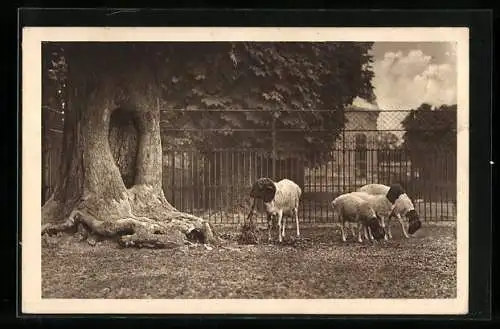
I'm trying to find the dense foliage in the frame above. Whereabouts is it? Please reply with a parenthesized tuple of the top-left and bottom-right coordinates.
(158, 42, 375, 155)
(42, 42, 376, 157)
(401, 103, 457, 179)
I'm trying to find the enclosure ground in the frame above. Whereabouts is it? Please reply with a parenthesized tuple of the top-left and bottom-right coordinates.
(42, 222, 456, 299)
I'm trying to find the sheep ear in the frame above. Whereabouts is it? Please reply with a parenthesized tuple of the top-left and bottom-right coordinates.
(250, 177, 276, 202)
(386, 184, 405, 204)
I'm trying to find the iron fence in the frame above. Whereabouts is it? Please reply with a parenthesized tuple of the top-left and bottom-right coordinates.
(42, 105, 457, 224)
(42, 106, 64, 204)
(161, 147, 456, 225)
(159, 106, 457, 224)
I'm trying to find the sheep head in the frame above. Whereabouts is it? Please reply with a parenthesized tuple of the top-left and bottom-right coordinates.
(386, 183, 406, 204)
(367, 214, 386, 240)
(407, 209, 422, 234)
(250, 177, 277, 203)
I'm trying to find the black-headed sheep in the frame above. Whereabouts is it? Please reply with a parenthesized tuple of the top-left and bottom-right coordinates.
(331, 192, 386, 243)
(249, 177, 302, 243)
(357, 183, 421, 238)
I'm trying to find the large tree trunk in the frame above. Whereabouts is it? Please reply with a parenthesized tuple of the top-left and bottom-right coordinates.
(41, 44, 215, 248)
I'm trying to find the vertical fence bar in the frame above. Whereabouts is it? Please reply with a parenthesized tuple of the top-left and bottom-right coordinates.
(180, 151, 185, 212)
(214, 150, 218, 224)
(272, 116, 277, 180)
(445, 152, 450, 219)
(430, 154, 434, 221)
(369, 139, 373, 184)
(326, 152, 331, 222)
(342, 130, 346, 194)
(445, 154, 449, 220)
(329, 151, 334, 223)
(208, 151, 212, 221)
(320, 157, 323, 222)
(439, 155, 444, 220)
(335, 149, 342, 197)
(190, 150, 194, 215)
(220, 150, 224, 224)
(424, 158, 429, 222)
(200, 153, 205, 217)
(224, 150, 228, 223)
(403, 148, 408, 195)
(322, 157, 326, 222)
(231, 150, 235, 224)
(301, 158, 305, 222)
(171, 152, 176, 207)
(265, 150, 269, 181)
(373, 139, 377, 184)
(313, 151, 317, 223)
(347, 145, 352, 194)
(306, 157, 311, 223)
(242, 150, 246, 224)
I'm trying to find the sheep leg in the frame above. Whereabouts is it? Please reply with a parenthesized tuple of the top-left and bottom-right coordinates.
(397, 213, 410, 238)
(386, 216, 393, 239)
(357, 223, 363, 243)
(294, 208, 300, 238)
(363, 225, 370, 240)
(378, 216, 388, 240)
(350, 223, 356, 238)
(367, 226, 375, 241)
(267, 216, 272, 243)
(381, 216, 388, 241)
(281, 216, 286, 238)
(277, 212, 284, 243)
(340, 221, 347, 242)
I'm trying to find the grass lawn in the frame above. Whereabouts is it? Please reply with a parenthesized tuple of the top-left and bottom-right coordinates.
(42, 221, 456, 299)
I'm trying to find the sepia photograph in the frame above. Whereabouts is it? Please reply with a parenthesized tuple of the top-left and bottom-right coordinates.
(22, 27, 469, 315)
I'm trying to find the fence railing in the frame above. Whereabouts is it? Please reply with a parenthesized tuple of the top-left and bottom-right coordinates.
(162, 147, 456, 225)
(42, 105, 457, 224)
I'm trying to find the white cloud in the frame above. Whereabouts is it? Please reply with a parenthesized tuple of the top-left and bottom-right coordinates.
(371, 47, 457, 138)
(373, 49, 457, 111)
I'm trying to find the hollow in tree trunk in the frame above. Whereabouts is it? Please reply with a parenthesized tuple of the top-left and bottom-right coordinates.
(41, 44, 215, 248)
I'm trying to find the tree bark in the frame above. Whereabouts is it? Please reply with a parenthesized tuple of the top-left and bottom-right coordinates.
(42, 44, 216, 248)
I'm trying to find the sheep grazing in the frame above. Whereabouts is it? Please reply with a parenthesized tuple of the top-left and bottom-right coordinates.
(331, 193, 385, 243)
(348, 190, 396, 241)
(249, 177, 302, 243)
(357, 183, 422, 238)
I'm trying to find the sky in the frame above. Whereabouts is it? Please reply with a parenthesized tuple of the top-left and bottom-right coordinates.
(355, 42, 458, 133)
(370, 42, 457, 111)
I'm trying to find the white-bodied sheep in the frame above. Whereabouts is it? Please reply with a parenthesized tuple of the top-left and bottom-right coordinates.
(331, 192, 386, 243)
(348, 190, 396, 240)
(357, 183, 421, 238)
(249, 177, 302, 243)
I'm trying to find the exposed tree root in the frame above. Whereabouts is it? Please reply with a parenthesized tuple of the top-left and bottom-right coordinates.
(41, 207, 219, 249)
(41, 187, 218, 249)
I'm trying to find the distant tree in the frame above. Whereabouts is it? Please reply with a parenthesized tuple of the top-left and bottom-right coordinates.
(377, 132, 402, 163)
(378, 132, 400, 150)
(401, 103, 457, 179)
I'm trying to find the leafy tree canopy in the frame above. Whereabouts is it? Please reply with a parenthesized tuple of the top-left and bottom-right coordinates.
(43, 42, 376, 158)
(401, 103, 457, 179)
(377, 132, 401, 150)
(401, 103, 457, 152)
